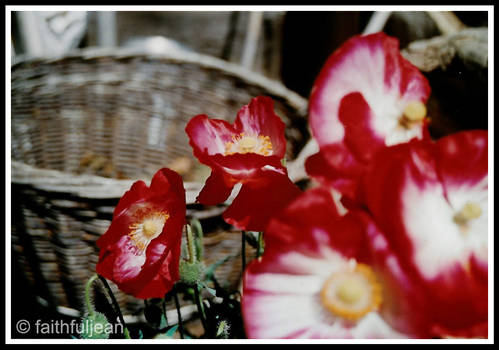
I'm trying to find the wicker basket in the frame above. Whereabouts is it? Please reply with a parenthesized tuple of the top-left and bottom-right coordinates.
(10, 46, 308, 320)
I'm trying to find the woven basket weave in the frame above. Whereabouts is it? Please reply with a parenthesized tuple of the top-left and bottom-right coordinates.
(11, 47, 308, 319)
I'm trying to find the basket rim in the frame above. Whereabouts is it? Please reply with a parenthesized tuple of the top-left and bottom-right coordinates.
(11, 45, 308, 114)
(11, 160, 204, 202)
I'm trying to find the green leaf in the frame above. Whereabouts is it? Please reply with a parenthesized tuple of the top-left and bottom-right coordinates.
(198, 281, 217, 297)
(165, 325, 178, 338)
(154, 325, 178, 339)
(204, 254, 236, 281)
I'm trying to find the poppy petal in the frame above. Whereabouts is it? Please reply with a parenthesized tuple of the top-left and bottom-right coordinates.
(223, 170, 301, 232)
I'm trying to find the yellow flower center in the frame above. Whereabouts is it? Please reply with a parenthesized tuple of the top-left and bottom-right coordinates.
(224, 133, 273, 156)
(128, 211, 169, 252)
(142, 219, 161, 238)
(320, 263, 382, 321)
(336, 277, 365, 304)
(454, 201, 482, 233)
(400, 101, 427, 128)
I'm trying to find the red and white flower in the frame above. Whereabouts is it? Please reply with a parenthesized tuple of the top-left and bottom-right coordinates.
(186, 96, 301, 231)
(96, 168, 186, 299)
(306, 33, 431, 200)
(362, 130, 488, 338)
(242, 188, 431, 339)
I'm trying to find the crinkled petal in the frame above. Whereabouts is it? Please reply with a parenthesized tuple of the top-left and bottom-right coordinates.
(305, 145, 365, 201)
(265, 188, 369, 260)
(223, 169, 301, 231)
(185, 114, 236, 162)
(234, 96, 287, 159)
(186, 96, 287, 180)
(196, 170, 234, 205)
(211, 152, 285, 183)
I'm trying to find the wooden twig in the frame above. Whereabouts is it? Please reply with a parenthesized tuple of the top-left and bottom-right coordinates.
(426, 11, 466, 36)
(363, 11, 392, 34)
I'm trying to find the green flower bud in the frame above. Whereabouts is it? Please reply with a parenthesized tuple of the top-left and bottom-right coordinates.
(80, 312, 111, 339)
(179, 260, 205, 286)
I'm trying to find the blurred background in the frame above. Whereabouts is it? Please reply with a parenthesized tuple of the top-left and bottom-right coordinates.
(10, 10, 489, 339)
(11, 11, 488, 98)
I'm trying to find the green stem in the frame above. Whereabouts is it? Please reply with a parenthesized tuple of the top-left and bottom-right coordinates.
(194, 284, 208, 334)
(173, 284, 185, 339)
(241, 231, 246, 272)
(186, 225, 196, 264)
(98, 275, 131, 339)
(162, 296, 169, 328)
(190, 218, 204, 261)
(256, 231, 264, 258)
(84, 274, 99, 317)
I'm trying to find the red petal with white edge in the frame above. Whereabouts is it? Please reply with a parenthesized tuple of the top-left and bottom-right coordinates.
(112, 180, 149, 218)
(309, 32, 430, 152)
(211, 152, 285, 183)
(223, 169, 301, 232)
(234, 95, 287, 159)
(185, 114, 236, 164)
(363, 137, 488, 337)
(242, 188, 422, 338)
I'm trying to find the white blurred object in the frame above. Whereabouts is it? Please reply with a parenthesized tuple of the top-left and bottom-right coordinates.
(122, 35, 192, 55)
(241, 11, 264, 70)
(96, 11, 117, 47)
(17, 11, 87, 56)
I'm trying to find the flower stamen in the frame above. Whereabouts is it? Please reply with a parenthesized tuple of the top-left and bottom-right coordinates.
(128, 211, 170, 253)
(399, 101, 427, 129)
(224, 132, 273, 156)
(453, 201, 482, 233)
(320, 263, 382, 321)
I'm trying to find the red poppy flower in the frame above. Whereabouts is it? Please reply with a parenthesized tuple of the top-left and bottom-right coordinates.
(96, 168, 186, 299)
(186, 96, 301, 231)
(242, 188, 432, 339)
(306, 33, 431, 201)
(362, 130, 488, 338)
